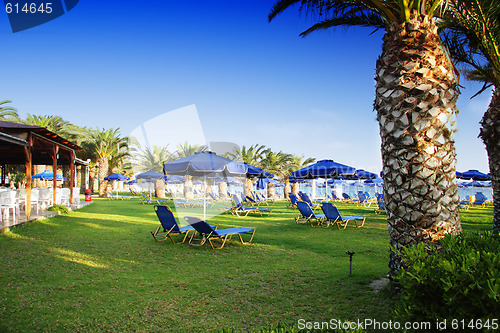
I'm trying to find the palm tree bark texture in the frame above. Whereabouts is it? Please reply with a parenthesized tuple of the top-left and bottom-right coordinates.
(375, 14, 462, 277)
(480, 88, 500, 234)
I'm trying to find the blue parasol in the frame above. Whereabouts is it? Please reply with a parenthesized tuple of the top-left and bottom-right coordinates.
(136, 170, 165, 199)
(103, 173, 130, 197)
(163, 151, 246, 219)
(32, 170, 66, 181)
(457, 170, 491, 181)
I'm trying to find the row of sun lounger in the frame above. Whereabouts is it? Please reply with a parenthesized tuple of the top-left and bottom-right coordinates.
(151, 205, 255, 249)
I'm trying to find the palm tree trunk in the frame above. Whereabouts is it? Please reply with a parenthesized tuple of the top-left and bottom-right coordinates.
(218, 182, 227, 199)
(284, 180, 291, 199)
(97, 157, 108, 197)
(155, 178, 165, 198)
(479, 87, 500, 233)
(244, 178, 253, 197)
(184, 178, 193, 199)
(267, 183, 275, 198)
(34, 164, 45, 188)
(375, 14, 462, 278)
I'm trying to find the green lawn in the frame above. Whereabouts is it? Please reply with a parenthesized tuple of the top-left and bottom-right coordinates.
(0, 197, 493, 332)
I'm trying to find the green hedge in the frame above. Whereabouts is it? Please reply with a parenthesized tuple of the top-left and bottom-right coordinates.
(395, 232, 500, 326)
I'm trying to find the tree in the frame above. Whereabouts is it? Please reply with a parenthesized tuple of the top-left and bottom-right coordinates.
(259, 149, 294, 197)
(288, 154, 316, 196)
(86, 128, 129, 197)
(0, 100, 18, 121)
(132, 144, 172, 198)
(174, 141, 207, 158)
(228, 144, 267, 195)
(23, 114, 80, 187)
(269, 0, 462, 277)
(442, 0, 500, 233)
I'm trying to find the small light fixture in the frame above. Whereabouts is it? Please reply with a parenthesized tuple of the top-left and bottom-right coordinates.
(346, 251, 355, 276)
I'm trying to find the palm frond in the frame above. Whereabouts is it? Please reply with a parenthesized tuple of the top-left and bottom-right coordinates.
(300, 10, 385, 36)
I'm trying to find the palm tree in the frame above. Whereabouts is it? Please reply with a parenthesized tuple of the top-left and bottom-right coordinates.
(442, 0, 500, 233)
(288, 154, 316, 197)
(23, 114, 80, 187)
(259, 149, 294, 197)
(174, 141, 207, 158)
(172, 142, 207, 198)
(0, 100, 18, 121)
(228, 144, 267, 196)
(269, 0, 462, 277)
(24, 114, 80, 142)
(133, 144, 173, 198)
(86, 128, 129, 197)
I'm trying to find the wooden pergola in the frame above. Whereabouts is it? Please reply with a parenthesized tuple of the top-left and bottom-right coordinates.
(0, 121, 89, 218)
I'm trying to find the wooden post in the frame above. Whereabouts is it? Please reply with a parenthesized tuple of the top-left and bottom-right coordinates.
(52, 145, 58, 206)
(69, 151, 74, 205)
(24, 135, 32, 218)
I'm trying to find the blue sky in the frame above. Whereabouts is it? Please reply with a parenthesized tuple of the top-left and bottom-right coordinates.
(0, 0, 492, 174)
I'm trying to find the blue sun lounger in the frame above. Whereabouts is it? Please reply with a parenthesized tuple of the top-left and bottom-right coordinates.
(342, 193, 359, 204)
(375, 193, 386, 214)
(107, 192, 133, 200)
(321, 202, 366, 228)
(357, 192, 372, 207)
(151, 205, 217, 244)
(231, 195, 273, 217)
(471, 192, 488, 208)
(140, 193, 170, 205)
(184, 216, 255, 249)
(298, 192, 320, 209)
(295, 201, 325, 226)
(287, 193, 299, 208)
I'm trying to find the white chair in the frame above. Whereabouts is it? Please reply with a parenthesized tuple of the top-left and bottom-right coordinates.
(30, 189, 40, 214)
(61, 188, 71, 206)
(38, 188, 52, 209)
(0, 190, 17, 222)
(72, 187, 81, 205)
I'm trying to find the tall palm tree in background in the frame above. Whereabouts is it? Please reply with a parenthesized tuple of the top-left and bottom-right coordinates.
(0, 100, 18, 120)
(86, 128, 129, 197)
(228, 144, 268, 195)
(269, 0, 462, 277)
(133, 144, 172, 198)
(259, 149, 294, 197)
(174, 141, 207, 158)
(173, 142, 207, 198)
(288, 154, 316, 196)
(24, 114, 80, 142)
(23, 114, 81, 187)
(442, 0, 500, 233)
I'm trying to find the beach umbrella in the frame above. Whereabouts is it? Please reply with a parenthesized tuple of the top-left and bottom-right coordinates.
(346, 169, 377, 180)
(103, 173, 130, 197)
(291, 159, 355, 179)
(163, 151, 245, 177)
(32, 170, 66, 181)
(165, 175, 187, 184)
(456, 170, 491, 181)
(241, 163, 274, 179)
(163, 151, 246, 219)
(292, 159, 356, 200)
(136, 170, 165, 199)
(124, 179, 137, 185)
(215, 176, 241, 186)
(103, 173, 129, 181)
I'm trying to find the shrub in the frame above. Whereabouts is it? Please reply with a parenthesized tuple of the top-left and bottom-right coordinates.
(394, 232, 500, 326)
(47, 204, 69, 214)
